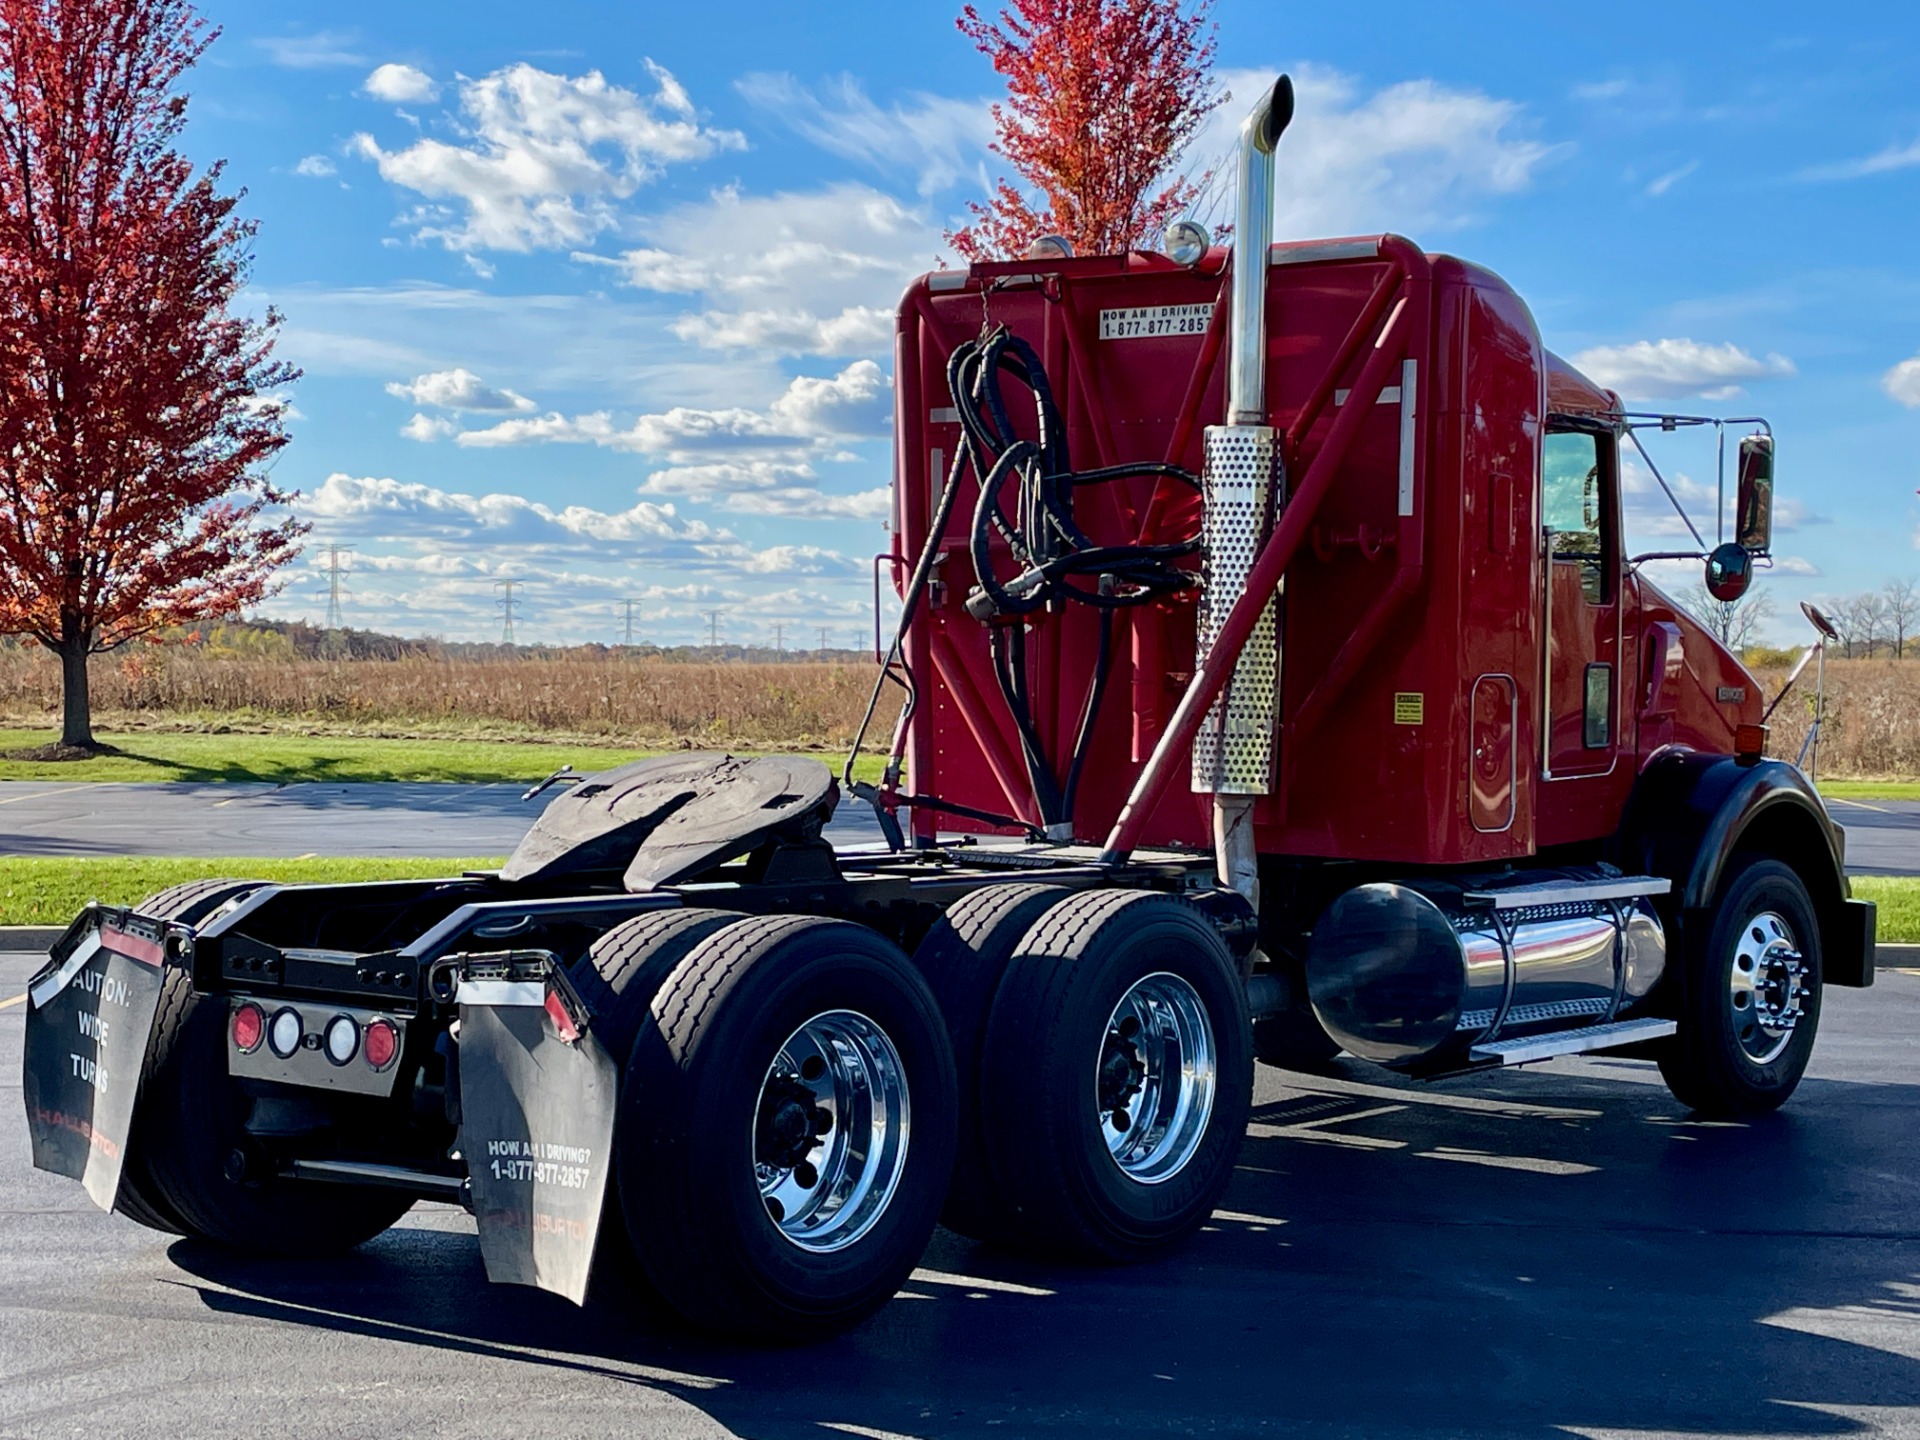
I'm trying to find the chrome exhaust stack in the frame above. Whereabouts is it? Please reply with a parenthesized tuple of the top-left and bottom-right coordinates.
(1193, 76, 1293, 907)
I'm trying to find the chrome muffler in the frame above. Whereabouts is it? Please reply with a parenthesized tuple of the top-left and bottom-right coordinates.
(1193, 76, 1294, 905)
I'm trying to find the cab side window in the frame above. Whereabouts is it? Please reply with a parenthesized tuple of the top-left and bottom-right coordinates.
(1542, 428, 1616, 604)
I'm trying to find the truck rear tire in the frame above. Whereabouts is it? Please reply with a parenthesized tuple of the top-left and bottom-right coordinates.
(912, 882, 1070, 1241)
(115, 878, 267, 1237)
(978, 890, 1253, 1261)
(1657, 857, 1823, 1117)
(568, 906, 737, 1306)
(619, 915, 957, 1338)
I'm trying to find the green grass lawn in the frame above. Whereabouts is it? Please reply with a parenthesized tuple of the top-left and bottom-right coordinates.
(0, 856, 504, 927)
(1851, 877, 1920, 948)
(0, 728, 884, 786)
(1822, 780, 1920, 802)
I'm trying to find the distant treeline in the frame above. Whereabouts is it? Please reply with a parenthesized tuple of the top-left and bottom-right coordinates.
(0, 619, 873, 666)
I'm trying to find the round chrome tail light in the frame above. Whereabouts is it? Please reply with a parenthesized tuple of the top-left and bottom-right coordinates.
(268, 1007, 304, 1059)
(323, 1014, 360, 1066)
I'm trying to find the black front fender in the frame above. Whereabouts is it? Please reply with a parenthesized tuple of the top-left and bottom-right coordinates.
(1614, 750, 1874, 987)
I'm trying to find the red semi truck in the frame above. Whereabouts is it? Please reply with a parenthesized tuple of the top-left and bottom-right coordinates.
(23, 76, 1872, 1339)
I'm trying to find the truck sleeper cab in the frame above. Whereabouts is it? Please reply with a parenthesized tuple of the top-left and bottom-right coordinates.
(21, 75, 1873, 1342)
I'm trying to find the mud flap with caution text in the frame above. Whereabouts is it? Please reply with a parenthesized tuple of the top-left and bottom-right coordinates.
(454, 954, 618, 1306)
(22, 910, 175, 1211)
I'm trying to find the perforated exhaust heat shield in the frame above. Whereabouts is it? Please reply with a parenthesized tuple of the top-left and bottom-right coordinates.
(1191, 424, 1284, 795)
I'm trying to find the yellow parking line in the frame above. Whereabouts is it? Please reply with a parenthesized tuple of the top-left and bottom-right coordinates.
(0, 992, 27, 1011)
(0, 783, 101, 806)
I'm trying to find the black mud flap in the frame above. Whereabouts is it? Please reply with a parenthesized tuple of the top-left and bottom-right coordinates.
(451, 953, 618, 1306)
(22, 909, 178, 1210)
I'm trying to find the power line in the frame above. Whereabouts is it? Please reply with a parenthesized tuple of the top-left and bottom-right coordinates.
(494, 579, 523, 645)
(322, 545, 353, 630)
(620, 598, 641, 647)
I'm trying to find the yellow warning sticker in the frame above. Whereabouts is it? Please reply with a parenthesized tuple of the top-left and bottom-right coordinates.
(1393, 692, 1424, 725)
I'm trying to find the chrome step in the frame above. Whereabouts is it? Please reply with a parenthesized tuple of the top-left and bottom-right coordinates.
(1461, 874, 1670, 910)
(1469, 1016, 1676, 1067)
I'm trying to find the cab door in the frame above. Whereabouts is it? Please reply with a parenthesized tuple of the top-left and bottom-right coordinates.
(1540, 424, 1622, 781)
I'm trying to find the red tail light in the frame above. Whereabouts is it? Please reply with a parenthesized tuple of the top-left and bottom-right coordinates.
(363, 1018, 399, 1070)
(231, 1002, 265, 1054)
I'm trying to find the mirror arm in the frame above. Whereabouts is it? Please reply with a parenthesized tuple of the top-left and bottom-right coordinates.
(1628, 550, 1706, 569)
(1761, 643, 1822, 725)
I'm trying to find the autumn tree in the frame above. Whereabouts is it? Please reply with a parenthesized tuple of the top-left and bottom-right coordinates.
(949, 0, 1225, 261)
(1684, 582, 1776, 655)
(0, 0, 302, 751)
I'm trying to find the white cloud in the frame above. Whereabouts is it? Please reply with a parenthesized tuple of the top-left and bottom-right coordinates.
(1570, 339, 1795, 400)
(735, 73, 994, 194)
(577, 182, 941, 357)
(294, 155, 338, 179)
(1187, 65, 1560, 238)
(1798, 137, 1920, 183)
(400, 413, 456, 443)
(364, 63, 439, 104)
(386, 367, 536, 413)
(455, 359, 890, 455)
(1769, 556, 1823, 577)
(352, 61, 744, 253)
(302, 473, 729, 557)
(636, 459, 891, 521)
(1572, 79, 1631, 101)
(256, 32, 365, 69)
(1883, 356, 1920, 408)
(1645, 160, 1698, 197)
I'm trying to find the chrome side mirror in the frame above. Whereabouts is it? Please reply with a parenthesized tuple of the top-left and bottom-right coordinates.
(1705, 541, 1753, 602)
(1735, 434, 1773, 554)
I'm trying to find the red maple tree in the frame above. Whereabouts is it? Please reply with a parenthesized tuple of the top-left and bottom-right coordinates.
(0, 0, 303, 751)
(948, 0, 1225, 261)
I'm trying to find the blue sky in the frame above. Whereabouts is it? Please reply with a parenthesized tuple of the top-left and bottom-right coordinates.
(181, 0, 1920, 646)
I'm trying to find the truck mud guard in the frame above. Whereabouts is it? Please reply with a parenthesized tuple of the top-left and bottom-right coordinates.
(23, 907, 183, 1210)
(1615, 751, 1874, 988)
(436, 951, 619, 1305)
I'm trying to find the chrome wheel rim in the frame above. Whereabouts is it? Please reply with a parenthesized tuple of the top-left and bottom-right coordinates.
(1729, 909, 1807, 1065)
(753, 1009, 910, 1253)
(1096, 972, 1217, 1185)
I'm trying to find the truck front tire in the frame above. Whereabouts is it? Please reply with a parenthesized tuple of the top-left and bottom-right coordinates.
(978, 890, 1253, 1261)
(618, 915, 957, 1338)
(1658, 857, 1823, 1117)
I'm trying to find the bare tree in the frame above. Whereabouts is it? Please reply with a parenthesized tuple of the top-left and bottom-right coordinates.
(1682, 583, 1776, 653)
(1882, 578, 1919, 659)
(1833, 593, 1890, 659)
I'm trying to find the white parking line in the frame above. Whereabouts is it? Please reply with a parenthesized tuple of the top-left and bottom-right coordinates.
(1828, 796, 1891, 813)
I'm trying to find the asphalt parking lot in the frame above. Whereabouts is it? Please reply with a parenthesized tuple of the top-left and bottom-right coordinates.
(0, 782, 1909, 873)
(5, 947, 1919, 1440)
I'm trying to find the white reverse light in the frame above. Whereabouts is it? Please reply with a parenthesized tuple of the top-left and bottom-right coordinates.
(324, 1014, 360, 1066)
(268, 1007, 304, 1059)
(1164, 219, 1212, 266)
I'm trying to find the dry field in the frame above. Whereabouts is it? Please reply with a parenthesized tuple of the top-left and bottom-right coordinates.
(1746, 658, 1920, 779)
(0, 649, 903, 751)
(0, 648, 1909, 778)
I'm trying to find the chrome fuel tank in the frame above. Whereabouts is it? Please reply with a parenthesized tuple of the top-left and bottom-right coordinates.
(1304, 880, 1666, 1068)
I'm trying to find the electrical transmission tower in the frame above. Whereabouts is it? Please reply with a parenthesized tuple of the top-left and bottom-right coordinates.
(706, 609, 722, 649)
(817, 625, 829, 656)
(322, 545, 353, 629)
(620, 598, 641, 647)
(771, 621, 785, 657)
(494, 580, 523, 645)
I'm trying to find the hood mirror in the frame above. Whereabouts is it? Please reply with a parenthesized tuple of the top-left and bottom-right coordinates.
(1704, 542, 1753, 602)
(1734, 434, 1773, 555)
(1800, 600, 1840, 644)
